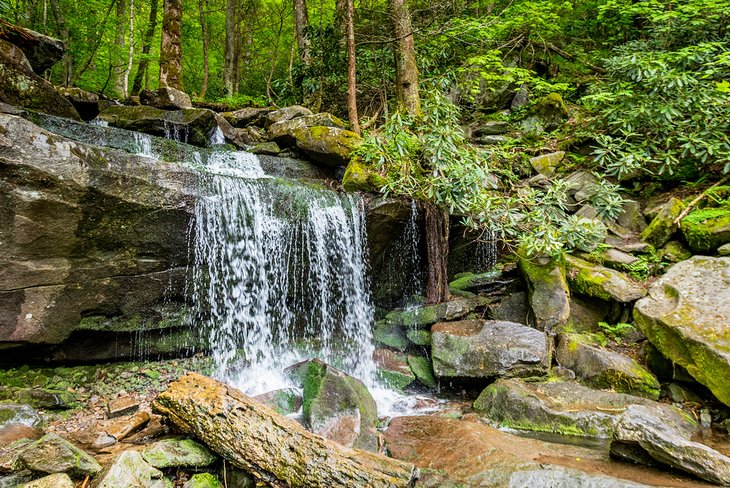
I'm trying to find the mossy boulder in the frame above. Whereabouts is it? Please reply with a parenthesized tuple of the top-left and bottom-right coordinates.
(565, 255, 646, 303)
(518, 253, 570, 333)
(268, 112, 345, 147)
(680, 207, 730, 253)
(19, 473, 74, 488)
(17, 433, 101, 477)
(342, 157, 386, 192)
(640, 197, 685, 248)
(431, 320, 549, 379)
(286, 359, 378, 451)
(657, 240, 692, 263)
(529, 151, 565, 177)
(556, 333, 660, 399)
(634, 256, 730, 406)
(519, 93, 569, 134)
(141, 438, 217, 468)
(383, 296, 489, 329)
(140, 87, 192, 110)
(95, 450, 169, 488)
(448, 270, 502, 293)
(253, 388, 302, 416)
(373, 321, 409, 351)
(289, 125, 360, 167)
(0, 21, 64, 75)
(407, 355, 437, 389)
(222, 106, 273, 128)
(473, 379, 665, 438)
(406, 329, 431, 346)
(263, 105, 313, 128)
(0, 43, 79, 120)
(374, 349, 415, 390)
(183, 473, 224, 488)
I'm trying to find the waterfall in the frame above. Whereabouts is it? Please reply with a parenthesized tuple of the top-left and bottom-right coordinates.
(208, 126, 226, 146)
(190, 155, 376, 395)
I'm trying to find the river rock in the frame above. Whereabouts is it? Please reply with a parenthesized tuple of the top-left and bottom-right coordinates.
(142, 438, 216, 468)
(140, 87, 192, 110)
(640, 197, 684, 248)
(0, 405, 41, 429)
(529, 151, 565, 177)
(253, 389, 302, 416)
(556, 333, 660, 399)
(407, 355, 438, 388)
(0, 42, 79, 120)
(57, 87, 101, 121)
(97, 105, 218, 146)
(183, 473, 223, 488)
(0, 114, 194, 355)
(634, 256, 730, 406)
(680, 207, 730, 253)
(385, 415, 651, 488)
(518, 254, 570, 333)
(289, 125, 360, 167)
(17, 433, 101, 477)
(383, 296, 489, 329)
(95, 450, 168, 488)
(374, 349, 415, 390)
(474, 379, 664, 438)
(222, 106, 273, 128)
(264, 105, 313, 128)
(286, 359, 378, 451)
(611, 404, 730, 486)
(0, 21, 64, 75)
(431, 320, 549, 379)
(19, 473, 75, 488)
(565, 255, 646, 303)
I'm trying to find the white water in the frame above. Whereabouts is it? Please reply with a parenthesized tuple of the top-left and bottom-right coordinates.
(133, 132, 155, 158)
(208, 126, 226, 146)
(191, 154, 378, 398)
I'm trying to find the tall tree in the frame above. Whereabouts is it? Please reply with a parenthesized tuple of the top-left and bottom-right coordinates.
(198, 0, 209, 98)
(159, 0, 183, 90)
(111, 0, 127, 97)
(223, 0, 239, 96)
(131, 0, 159, 94)
(48, 0, 72, 86)
(292, 0, 310, 67)
(344, 0, 359, 133)
(388, 0, 420, 115)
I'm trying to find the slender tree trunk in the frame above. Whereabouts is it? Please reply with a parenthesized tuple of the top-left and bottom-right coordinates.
(198, 0, 209, 98)
(388, 0, 420, 115)
(112, 0, 127, 97)
(345, 0, 359, 134)
(292, 0, 310, 66)
(223, 0, 238, 96)
(124, 0, 134, 97)
(159, 0, 183, 90)
(131, 0, 158, 94)
(48, 0, 72, 86)
(424, 203, 450, 304)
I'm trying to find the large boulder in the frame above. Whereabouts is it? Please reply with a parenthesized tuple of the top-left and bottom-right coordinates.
(640, 197, 684, 248)
(634, 256, 730, 406)
(289, 125, 360, 167)
(518, 254, 570, 333)
(263, 105, 313, 128)
(221, 106, 273, 128)
(565, 255, 646, 303)
(431, 320, 549, 379)
(97, 105, 218, 147)
(286, 359, 378, 451)
(267, 112, 345, 147)
(611, 404, 730, 486)
(680, 207, 730, 253)
(0, 41, 79, 120)
(141, 438, 216, 468)
(94, 450, 168, 488)
(57, 87, 100, 121)
(556, 334, 660, 399)
(17, 433, 101, 477)
(341, 158, 385, 192)
(140, 87, 192, 110)
(473, 379, 666, 438)
(0, 20, 64, 75)
(0, 114, 194, 357)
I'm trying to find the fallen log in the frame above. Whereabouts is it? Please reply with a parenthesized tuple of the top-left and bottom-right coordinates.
(152, 373, 418, 488)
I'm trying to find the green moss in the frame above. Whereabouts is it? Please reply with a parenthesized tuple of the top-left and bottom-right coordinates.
(407, 356, 438, 389)
(301, 361, 327, 421)
(680, 207, 730, 252)
(185, 473, 224, 488)
(376, 368, 415, 391)
(374, 322, 409, 351)
(406, 329, 431, 346)
(641, 197, 685, 247)
(342, 157, 386, 192)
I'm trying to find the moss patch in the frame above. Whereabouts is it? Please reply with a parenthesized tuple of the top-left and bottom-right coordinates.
(680, 207, 730, 253)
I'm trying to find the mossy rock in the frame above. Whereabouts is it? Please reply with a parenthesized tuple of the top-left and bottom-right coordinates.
(253, 388, 302, 416)
(657, 240, 692, 263)
(383, 296, 489, 329)
(374, 349, 415, 390)
(641, 197, 685, 248)
(406, 329, 431, 346)
(680, 207, 730, 253)
(342, 157, 386, 192)
(184, 473, 224, 488)
(289, 125, 360, 167)
(518, 252, 570, 333)
(141, 438, 217, 468)
(374, 321, 409, 351)
(448, 270, 502, 292)
(18, 433, 101, 477)
(519, 93, 569, 134)
(565, 255, 646, 303)
(407, 356, 438, 389)
(19, 473, 75, 488)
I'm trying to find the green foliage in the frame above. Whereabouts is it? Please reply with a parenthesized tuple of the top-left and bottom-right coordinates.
(597, 321, 636, 341)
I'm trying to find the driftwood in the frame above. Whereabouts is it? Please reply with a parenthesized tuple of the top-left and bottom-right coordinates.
(152, 373, 418, 488)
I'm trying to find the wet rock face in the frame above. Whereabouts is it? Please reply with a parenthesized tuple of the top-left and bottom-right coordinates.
(0, 21, 65, 75)
(0, 114, 195, 356)
(634, 256, 730, 407)
(431, 320, 549, 379)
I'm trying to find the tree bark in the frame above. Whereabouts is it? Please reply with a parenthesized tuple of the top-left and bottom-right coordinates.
(153, 373, 418, 488)
(125, 0, 134, 97)
(111, 0, 127, 97)
(388, 0, 420, 115)
(47, 0, 72, 86)
(223, 0, 239, 96)
(131, 0, 158, 94)
(159, 0, 183, 90)
(345, 0, 359, 134)
(424, 203, 450, 304)
(292, 0, 310, 67)
(198, 0, 209, 98)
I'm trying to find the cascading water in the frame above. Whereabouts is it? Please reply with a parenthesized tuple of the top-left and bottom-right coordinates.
(190, 154, 377, 395)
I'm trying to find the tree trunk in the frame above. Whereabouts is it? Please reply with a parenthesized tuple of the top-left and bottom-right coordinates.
(223, 0, 238, 96)
(388, 0, 420, 115)
(424, 203, 450, 304)
(131, 0, 158, 94)
(159, 0, 183, 90)
(111, 0, 127, 97)
(292, 0, 310, 67)
(48, 0, 72, 86)
(345, 0, 359, 134)
(153, 373, 418, 488)
(198, 0, 209, 98)
(124, 0, 134, 97)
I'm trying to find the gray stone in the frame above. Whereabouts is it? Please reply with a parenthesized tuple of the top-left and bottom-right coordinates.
(0, 405, 40, 429)
(253, 388, 302, 416)
(141, 438, 216, 468)
(374, 349, 415, 390)
(640, 197, 685, 248)
(19, 473, 74, 488)
(431, 320, 549, 379)
(566, 294, 611, 333)
(665, 383, 702, 404)
(373, 321, 409, 351)
(286, 359, 378, 451)
(529, 151, 565, 177)
(474, 379, 666, 438)
(222, 107, 273, 128)
(519, 93, 568, 135)
(264, 105, 313, 128)
(593, 248, 639, 268)
(556, 333, 660, 399)
(719, 243, 730, 256)
(475, 120, 510, 136)
(617, 200, 647, 233)
(250, 141, 280, 155)
(477, 135, 507, 145)
(634, 256, 730, 407)
(382, 296, 489, 329)
(680, 207, 730, 253)
(13, 389, 74, 410)
(519, 255, 570, 333)
(0, 23, 64, 75)
(17, 433, 101, 477)
(57, 87, 100, 121)
(489, 291, 530, 325)
(95, 450, 169, 488)
(657, 240, 692, 263)
(611, 404, 729, 486)
(140, 87, 192, 110)
(565, 255, 646, 303)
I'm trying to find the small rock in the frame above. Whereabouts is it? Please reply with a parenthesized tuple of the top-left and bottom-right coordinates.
(477, 135, 507, 145)
(0, 438, 34, 472)
(565, 255, 646, 303)
(406, 329, 431, 346)
(529, 151, 565, 177)
(95, 450, 167, 488)
(680, 207, 730, 253)
(142, 438, 216, 469)
(222, 106, 273, 128)
(0, 404, 41, 429)
(448, 270, 502, 292)
(551, 366, 575, 381)
(250, 141, 280, 155)
(183, 473, 223, 488)
(431, 320, 549, 379)
(665, 383, 702, 404)
(105, 411, 150, 441)
(719, 243, 730, 256)
(475, 120, 510, 136)
(383, 296, 489, 329)
(57, 87, 100, 121)
(107, 396, 139, 418)
(489, 291, 530, 325)
(17, 433, 101, 477)
(253, 389, 302, 416)
(91, 433, 116, 450)
(19, 473, 74, 488)
(374, 349, 415, 390)
(140, 87, 192, 110)
(406, 356, 438, 389)
(640, 197, 684, 248)
(13, 389, 74, 410)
